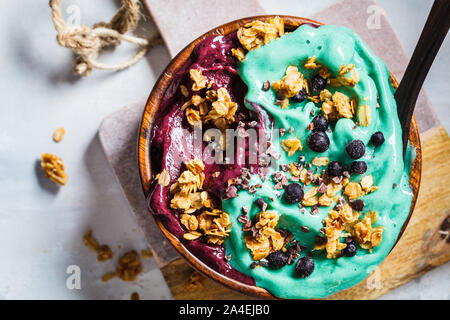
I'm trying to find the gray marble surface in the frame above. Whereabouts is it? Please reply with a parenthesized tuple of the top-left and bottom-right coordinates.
(0, 0, 448, 299)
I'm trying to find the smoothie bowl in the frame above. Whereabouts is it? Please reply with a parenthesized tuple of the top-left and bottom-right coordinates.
(138, 16, 421, 299)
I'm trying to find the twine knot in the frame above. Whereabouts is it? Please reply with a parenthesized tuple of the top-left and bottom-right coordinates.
(49, 0, 162, 77)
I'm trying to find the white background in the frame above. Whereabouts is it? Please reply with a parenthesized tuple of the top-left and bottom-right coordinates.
(0, 0, 448, 299)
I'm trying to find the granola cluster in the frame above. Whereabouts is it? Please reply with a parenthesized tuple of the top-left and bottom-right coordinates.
(317, 209, 383, 258)
(329, 64, 360, 87)
(167, 159, 232, 245)
(181, 82, 237, 130)
(344, 174, 378, 200)
(268, 150, 384, 259)
(243, 210, 286, 260)
(41, 153, 68, 186)
(269, 56, 371, 128)
(237, 16, 284, 52)
(281, 137, 303, 156)
(181, 209, 232, 245)
(272, 66, 305, 109)
(169, 158, 213, 213)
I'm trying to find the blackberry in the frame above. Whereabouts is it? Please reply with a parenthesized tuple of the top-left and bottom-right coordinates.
(307, 131, 330, 153)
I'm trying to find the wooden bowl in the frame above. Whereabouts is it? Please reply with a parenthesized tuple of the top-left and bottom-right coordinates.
(138, 15, 422, 299)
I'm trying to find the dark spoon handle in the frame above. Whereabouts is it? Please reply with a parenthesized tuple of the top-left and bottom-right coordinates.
(395, 0, 450, 157)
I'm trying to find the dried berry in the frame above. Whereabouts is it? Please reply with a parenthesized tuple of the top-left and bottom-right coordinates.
(292, 88, 307, 103)
(350, 161, 367, 174)
(343, 241, 358, 257)
(266, 250, 289, 269)
(312, 115, 328, 132)
(284, 183, 304, 204)
(295, 256, 315, 278)
(307, 131, 330, 153)
(371, 131, 385, 147)
(327, 160, 343, 177)
(346, 139, 366, 159)
(311, 75, 327, 93)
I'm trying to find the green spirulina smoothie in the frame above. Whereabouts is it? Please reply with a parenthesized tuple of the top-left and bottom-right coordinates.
(223, 24, 415, 299)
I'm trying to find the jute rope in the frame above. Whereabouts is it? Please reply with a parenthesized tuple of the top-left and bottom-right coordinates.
(49, 0, 162, 77)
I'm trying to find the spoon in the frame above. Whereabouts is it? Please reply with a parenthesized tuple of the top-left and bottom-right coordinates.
(395, 0, 450, 157)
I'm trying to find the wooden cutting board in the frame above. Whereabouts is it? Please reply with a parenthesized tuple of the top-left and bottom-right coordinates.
(99, 0, 450, 299)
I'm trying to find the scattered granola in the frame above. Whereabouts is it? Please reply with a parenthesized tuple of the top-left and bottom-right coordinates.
(358, 104, 372, 126)
(141, 249, 153, 259)
(184, 272, 205, 291)
(130, 292, 140, 300)
(311, 157, 329, 167)
(155, 169, 170, 186)
(281, 137, 303, 156)
(329, 64, 360, 87)
(101, 272, 116, 282)
(52, 127, 66, 142)
(83, 229, 113, 262)
(304, 56, 321, 69)
(272, 66, 304, 108)
(244, 211, 285, 261)
(189, 69, 207, 91)
(231, 47, 246, 61)
(41, 153, 68, 186)
(237, 16, 284, 51)
(116, 250, 143, 282)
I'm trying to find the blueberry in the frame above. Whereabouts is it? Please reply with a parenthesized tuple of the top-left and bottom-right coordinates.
(292, 89, 307, 103)
(266, 250, 289, 269)
(350, 199, 365, 211)
(371, 131, 385, 147)
(343, 241, 358, 257)
(312, 115, 328, 132)
(350, 161, 367, 174)
(327, 160, 343, 177)
(295, 256, 315, 278)
(311, 75, 327, 93)
(307, 131, 330, 153)
(284, 183, 304, 204)
(346, 139, 366, 159)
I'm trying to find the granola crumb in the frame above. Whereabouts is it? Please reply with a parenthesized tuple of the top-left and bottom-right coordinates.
(83, 229, 113, 262)
(115, 250, 143, 282)
(130, 292, 140, 300)
(101, 271, 116, 282)
(52, 127, 66, 142)
(141, 249, 153, 259)
(97, 245, 113, 262)
(184, 272, 205, 291)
